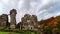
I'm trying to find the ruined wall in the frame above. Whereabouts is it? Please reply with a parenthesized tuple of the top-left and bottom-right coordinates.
(20, 14, 38, 31)
(0, 14, 8, 29)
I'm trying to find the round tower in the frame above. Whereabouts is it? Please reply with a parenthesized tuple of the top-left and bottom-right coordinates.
(10, 9, 17, 29)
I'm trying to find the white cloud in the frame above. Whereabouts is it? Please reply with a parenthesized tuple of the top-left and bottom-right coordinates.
(0, 0, 60, 23)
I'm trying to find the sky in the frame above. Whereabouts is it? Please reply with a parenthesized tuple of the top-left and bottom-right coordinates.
(0, 0, 60, 23)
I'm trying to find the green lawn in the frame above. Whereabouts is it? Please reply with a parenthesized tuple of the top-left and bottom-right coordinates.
(0, 29, 38, 34)
(0, 31, 38, 34)
(0, 32, 8, 34)
(0, 31, 19, 34)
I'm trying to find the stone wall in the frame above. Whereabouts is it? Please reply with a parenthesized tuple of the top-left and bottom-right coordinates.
(19, 14, 38, 31)
(0, 14, 8, 29)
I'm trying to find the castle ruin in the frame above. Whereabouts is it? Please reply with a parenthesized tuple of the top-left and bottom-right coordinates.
(0, 9, 41, 31)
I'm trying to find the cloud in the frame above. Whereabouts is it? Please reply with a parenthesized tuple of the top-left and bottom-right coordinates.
(0, 0, 60, 23)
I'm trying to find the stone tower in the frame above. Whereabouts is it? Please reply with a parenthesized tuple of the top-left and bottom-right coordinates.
(21, 14, 38, 30)
(10, 9, 17, 29)
(0, 14, 8, 28)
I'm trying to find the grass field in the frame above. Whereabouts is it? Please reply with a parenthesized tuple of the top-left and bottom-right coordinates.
(0, 31, 19, 34)
(0, 32, 8, 34)
(0, 29, 38, 34)
(0, 31, 37, 34)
